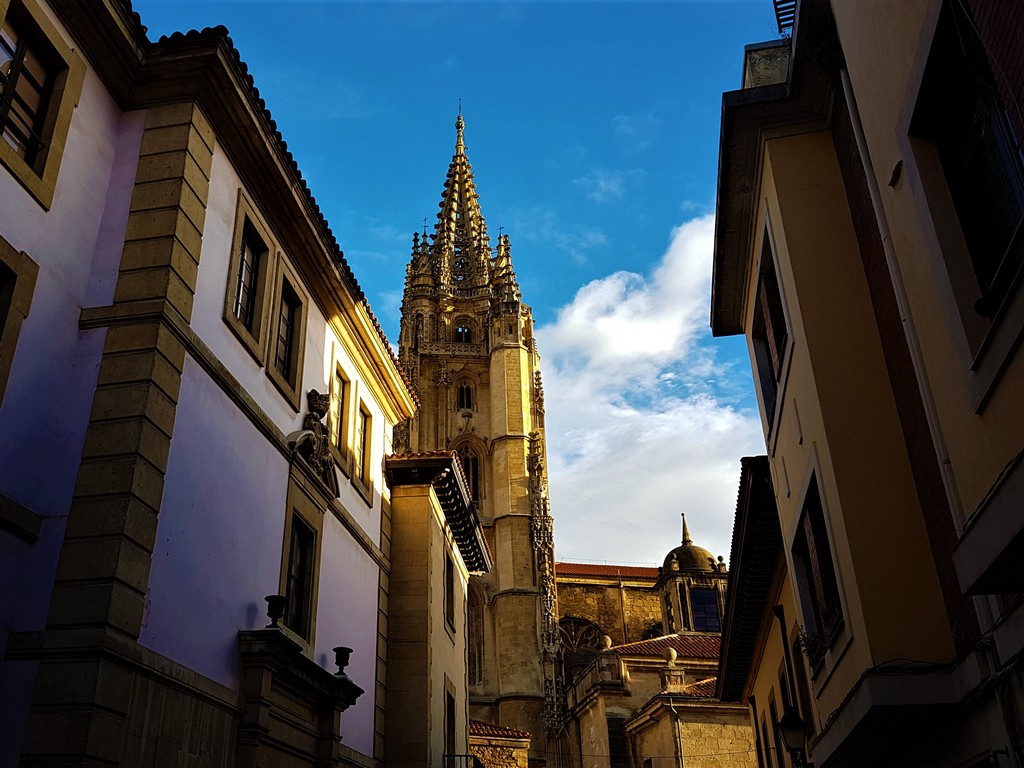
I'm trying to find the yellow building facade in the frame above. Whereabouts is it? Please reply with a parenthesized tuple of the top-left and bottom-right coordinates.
(714, 1, 1024, 766)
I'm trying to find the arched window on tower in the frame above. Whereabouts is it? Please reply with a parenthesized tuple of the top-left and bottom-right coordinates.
(454, 323, 472, 343)
(456, 382, 473, 410)
(458, 445, 480, 502)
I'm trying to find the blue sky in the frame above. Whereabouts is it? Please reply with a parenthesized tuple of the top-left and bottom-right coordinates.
(133, 0, 776, 564)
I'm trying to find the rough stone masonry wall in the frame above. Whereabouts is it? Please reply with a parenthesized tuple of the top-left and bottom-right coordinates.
(556, 581, 662, 645)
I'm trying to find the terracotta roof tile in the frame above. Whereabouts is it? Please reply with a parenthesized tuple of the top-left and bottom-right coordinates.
(682, 677, 719, 698)
(555, 562, 659, 579)
(611, 633, 721, 659)
(468, 720, 531, 740)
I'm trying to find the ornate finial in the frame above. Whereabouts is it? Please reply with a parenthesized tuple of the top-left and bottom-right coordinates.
(682, 513, 692, 545)
(455, 111, 465, 155)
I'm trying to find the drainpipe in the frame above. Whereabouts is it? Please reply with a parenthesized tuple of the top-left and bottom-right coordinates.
(668, 699, 685, 767)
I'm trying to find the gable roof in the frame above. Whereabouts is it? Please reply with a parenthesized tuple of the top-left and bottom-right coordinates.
(611, 633, 721, 660)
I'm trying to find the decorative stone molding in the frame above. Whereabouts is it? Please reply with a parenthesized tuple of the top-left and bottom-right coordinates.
(237, 629, 364, 768)
(421, 340, 486, 357)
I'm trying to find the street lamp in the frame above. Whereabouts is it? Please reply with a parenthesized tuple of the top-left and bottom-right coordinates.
(777, 707, 811, 767)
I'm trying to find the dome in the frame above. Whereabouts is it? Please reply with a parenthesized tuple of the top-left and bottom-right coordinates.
(662, 515, 717, 573)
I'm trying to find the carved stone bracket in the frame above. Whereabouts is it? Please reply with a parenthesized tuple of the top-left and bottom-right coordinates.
(290, 389, 339, 498)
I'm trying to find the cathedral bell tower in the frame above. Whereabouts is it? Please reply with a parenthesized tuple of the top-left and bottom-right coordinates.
(396, 115, 560, 758)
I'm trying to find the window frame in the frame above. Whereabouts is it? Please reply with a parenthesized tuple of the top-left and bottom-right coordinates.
(909, 0, 1024, 410)
(223, 191, 275, 364)
(351, 402, 373, 503)
(0, 0, 84, 210)
(265, 258, 307, 412)
(444, 547, 456, 633)
(329, 362, 352, 476)
(455, 380, 473, 411)
(278, 471, 326, 654)
(791, 472, 844, 672)
(750, 222, 792, 437)
(0, 229, 37, 407)
(283, 512, 316, 640)
(689, 585, 722, 633)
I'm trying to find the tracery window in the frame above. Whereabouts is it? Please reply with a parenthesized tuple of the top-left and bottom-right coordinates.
(454, 324, 472, 343)
(456, 382, 473, 410)
(457, 445, 480, 501)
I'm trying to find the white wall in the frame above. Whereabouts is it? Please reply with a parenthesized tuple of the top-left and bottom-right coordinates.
(141, 357, 289, 687)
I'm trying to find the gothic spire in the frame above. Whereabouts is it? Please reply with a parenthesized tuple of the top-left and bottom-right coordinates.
(428, 114, 492, 291)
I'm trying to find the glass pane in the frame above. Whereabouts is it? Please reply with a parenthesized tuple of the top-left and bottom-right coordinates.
(21, 45, 49, 87)
(2, 125, 27, 158)
(14, 77, 43, 116)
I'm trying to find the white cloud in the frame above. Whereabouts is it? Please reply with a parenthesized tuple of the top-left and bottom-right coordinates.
(536, 214, 764, 566)
(572, 168, 644, 203)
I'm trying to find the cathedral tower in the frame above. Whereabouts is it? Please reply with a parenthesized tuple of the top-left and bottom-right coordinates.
(396, 116, 559, 758)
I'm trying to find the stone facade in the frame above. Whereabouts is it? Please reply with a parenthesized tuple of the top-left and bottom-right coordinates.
(555, 564, 662, 647)
(397, 117, 559, 760)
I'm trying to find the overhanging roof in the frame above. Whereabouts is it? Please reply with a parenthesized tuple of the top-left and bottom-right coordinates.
(717, 456, 783, 702)
(384, 452, 492, 573)
(711, 0, 836, 336)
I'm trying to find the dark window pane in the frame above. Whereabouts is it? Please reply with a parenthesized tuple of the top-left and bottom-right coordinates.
(233, 226, 263, 330)
(274, 282, 299, 380)
(690, 586, 721, 632)
(285, 516, 315, 638)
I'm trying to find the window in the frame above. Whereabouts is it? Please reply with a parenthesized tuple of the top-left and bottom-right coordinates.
(457, 445, 480, 501)
(690, 586, 721, 632)
(791, 636, 815, 736)
(353, 405, 371, 486)
(265, 263, 307, 411)
(468, 585, 483, 684)
(0, 232, 38, 407)
(285, 514, 315, 639)
(224, 194, 276, 362)
(761, 713, 775, 768)
(679, 585, 692, 631)
(607, 716, 628, 768)
(444, 550, 456, 630)
(913, 0, 1024, 329)
(663, 592, 675, 633)
(751, 233, 788, 425)
(454, 324, 472, 343)
(0, 1, 83, 209)
(330, 365, 350, 463)
(792, 474, 842, 665)
(456, 381, 473, 410)
(274, 282, 299, 378)
(1, 13, 53, 166)
(444, 683, 457, 758)
(232, 222, 265, 331)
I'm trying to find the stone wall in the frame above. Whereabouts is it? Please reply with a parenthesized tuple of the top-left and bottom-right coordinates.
(556, 580, 661, 645)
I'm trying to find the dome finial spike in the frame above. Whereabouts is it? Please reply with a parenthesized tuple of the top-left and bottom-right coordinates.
(681, 513, 692, 545)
